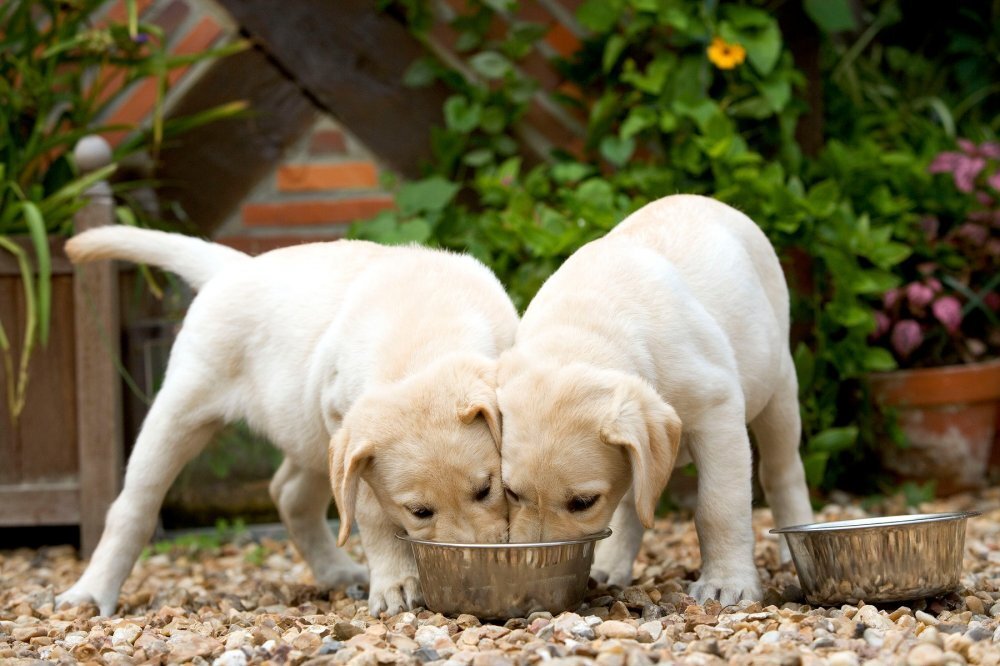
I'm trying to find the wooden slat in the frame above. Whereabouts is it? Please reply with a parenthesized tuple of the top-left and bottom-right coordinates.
(73, 178, 123, 557)
(0, 482, 81, 525)
(15, 276, 79, 482)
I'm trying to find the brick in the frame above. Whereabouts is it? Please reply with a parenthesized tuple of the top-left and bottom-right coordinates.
(101, 0, 155, 26)
(277, 162, 379, 192)
(309, 129, 348, 155)
(216, 234, 343, 255)
(103, 16, 224, 145)
(242, 197, 395, 227)
(545, 22, 580, 58)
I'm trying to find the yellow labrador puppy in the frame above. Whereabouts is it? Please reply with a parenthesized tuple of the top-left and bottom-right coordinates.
(497, 194, 812, 605)
(57, 227, 516, 617)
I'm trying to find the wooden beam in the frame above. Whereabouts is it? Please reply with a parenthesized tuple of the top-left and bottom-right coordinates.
(156, 47, 317, 235)
(73, 138, 123, 557)
(214, 0, 451, 179)
(0, 483, 81, 526)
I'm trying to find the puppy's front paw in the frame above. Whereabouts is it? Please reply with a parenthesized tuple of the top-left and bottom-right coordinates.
(591, 565, 633, 589)
(689, 573, 762, 606)
(314, 560, 370, 590)
(368, 576, 423, 617)
(56, 584, 116, 617)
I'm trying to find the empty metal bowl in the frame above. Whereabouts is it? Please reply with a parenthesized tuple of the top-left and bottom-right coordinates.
(771, 511, 979, 605)
(397, 529, 612, 619)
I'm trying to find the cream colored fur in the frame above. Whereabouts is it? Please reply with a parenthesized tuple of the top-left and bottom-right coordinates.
(56, 228, 517, 617)
(497, 194, 813, 605)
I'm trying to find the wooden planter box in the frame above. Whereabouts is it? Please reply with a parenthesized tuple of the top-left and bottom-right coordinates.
(0, 211, 123, 555)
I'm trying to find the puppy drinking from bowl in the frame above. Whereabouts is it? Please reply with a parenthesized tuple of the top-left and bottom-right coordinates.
(56, 227, 517, 617)
(496, 194, 813, 605)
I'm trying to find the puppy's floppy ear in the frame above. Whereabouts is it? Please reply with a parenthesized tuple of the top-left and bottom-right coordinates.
(457, 358, 502, 450)
(329, 426, 375, 547)
(599, 377, 682, 529)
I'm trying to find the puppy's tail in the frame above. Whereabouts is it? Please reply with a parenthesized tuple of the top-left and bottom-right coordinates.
(65, 226, 250, 290)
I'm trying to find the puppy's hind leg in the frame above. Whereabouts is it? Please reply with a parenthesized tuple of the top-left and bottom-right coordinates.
(750, 367, 813, 562)
(56, 370, 223, 616)
(269, 459, 368, 589)
(687, 403, 762, 606)
(592, 493, 643, 588)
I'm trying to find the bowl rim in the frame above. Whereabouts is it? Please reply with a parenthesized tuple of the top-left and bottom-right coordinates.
(769, 510, 980, 535)
(395, 527, 613, 549)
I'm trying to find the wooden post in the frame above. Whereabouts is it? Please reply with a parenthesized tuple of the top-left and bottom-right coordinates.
(72, 136, 123, 557)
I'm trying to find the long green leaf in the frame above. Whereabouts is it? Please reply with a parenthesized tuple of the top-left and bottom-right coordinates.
(21, 202, 52, 345)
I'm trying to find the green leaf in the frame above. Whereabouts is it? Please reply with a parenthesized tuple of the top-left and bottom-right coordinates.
(397, 177, 461, 216)
(808, 426, 859, 453)
(862, 347, 897, 372)
(758, 76, 791, 113)
(620, 107, 657, 139)
(22, 203, 50, 345)
(480, 107, 506, 134)
(723, 5, 771, 29)
(802, 450, 829, 488)
(403, 58, 437, 87)
(470, 51, 512, 79)
(721, 19, 781, 76)
(622, 54, 671, 94)
(793, 342, 815, 391)
(443, 95, 482, 133)
(602, 34, 627, 73)
(463, 148, 494, 167)
(599, 135, 635, 167)
(803, 0, 857, 33)
(577, 0, 623, 32)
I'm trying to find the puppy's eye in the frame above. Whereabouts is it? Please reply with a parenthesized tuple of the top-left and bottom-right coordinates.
(474, 483, 491, 502)
(567, 495, 599, 513)
(409, 506, 434, 519)
(504, 486, 519, 503)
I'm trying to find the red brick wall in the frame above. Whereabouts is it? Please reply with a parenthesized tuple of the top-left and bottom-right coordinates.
(214, 118, 395, 255)
(98, 0, 588, 255)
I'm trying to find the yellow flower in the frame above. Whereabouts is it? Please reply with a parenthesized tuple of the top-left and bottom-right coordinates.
(707, 37, 746, 70)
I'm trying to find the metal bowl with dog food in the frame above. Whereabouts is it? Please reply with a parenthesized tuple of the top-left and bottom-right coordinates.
(771, 511, 979, 605)
(396, 529, 612, 618)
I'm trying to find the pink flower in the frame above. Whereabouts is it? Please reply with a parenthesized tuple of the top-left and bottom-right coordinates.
(883, 288, 900, 309)
(906, 282, 935, 308)
(891, 320, 924, 358)
(955, 222, 989, 244)
(927, 278, 942, 293)
(872, 311, 891, 338)
(989, 170, 1000, 193)
(932, 296, 963, 334)
(978, 142, 1000, 159)
(929, 151, 986, 193)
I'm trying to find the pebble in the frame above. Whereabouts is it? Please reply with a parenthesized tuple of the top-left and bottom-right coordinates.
(5, 491, 1000, 665)
(415, 624, 450, 648)
(907, 642, 945, 666)
(596, 620, 637, 640)
(212, 649, 248, 666)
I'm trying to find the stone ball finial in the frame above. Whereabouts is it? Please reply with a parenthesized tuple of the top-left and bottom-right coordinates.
(74, 135, 113, 173)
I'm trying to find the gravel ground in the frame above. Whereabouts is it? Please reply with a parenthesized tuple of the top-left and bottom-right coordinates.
(3, 489, 1000, 665)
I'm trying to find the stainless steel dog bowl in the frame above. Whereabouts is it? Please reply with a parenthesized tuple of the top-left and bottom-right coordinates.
(771, 511, 978, 605)
(397, 529, 612, 619)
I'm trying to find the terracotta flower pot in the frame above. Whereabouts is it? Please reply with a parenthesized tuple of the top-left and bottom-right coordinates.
(868, 358, 1000, 495)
